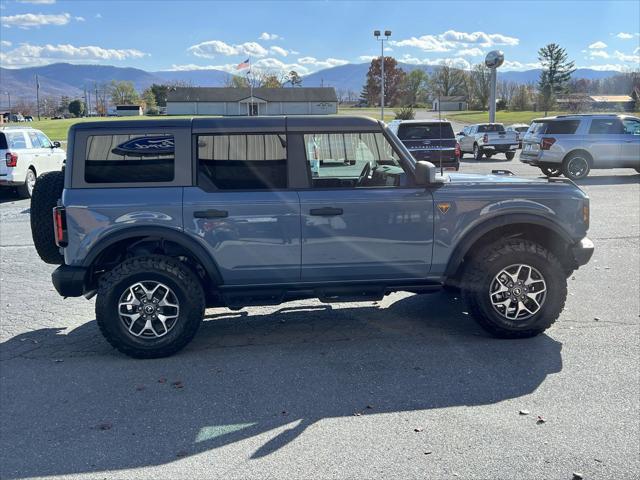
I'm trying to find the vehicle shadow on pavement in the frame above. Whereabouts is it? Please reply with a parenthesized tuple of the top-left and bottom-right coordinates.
(573, 173, 640, 186)
(0, 292, 563, 478)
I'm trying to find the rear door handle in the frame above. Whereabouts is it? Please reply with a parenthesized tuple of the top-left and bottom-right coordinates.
(310, 207, 343, 216)
(194, 209, 228, 218)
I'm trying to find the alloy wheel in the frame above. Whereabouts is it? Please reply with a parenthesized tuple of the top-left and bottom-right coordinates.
(118, 281, 180, 338)
(489, 264, 547, 321)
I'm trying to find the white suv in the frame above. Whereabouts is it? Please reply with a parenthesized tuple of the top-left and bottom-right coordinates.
(0, 127, 66, 198)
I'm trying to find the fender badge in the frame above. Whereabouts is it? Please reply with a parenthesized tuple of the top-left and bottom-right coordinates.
(437, 202, 451, 214)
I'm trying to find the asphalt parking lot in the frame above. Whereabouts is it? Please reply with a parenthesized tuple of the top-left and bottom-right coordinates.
(1, 151, 639, 480)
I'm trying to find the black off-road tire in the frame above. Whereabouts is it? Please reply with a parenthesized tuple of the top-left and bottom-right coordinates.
(30, 170, 64, 264)
(461, 239, 567, 338)
(473, 144, 483, 160)
(505, 151, 516, 161)
(96, 255, 205, 359)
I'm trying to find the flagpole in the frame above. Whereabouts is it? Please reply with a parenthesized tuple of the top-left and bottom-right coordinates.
(249, 57, 253, 116)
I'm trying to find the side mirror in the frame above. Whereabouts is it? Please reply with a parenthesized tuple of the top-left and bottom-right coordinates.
(414, 161, 437, 185)
(52, 141, 61, 148)
(457, 131, 465, 136)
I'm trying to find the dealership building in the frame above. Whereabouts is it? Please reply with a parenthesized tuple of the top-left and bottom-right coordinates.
(166, 87, 338, 116)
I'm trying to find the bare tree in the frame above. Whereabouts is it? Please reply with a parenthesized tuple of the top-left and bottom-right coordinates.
(471, 63, 491, 110)
(497, 80, 518, 108)
(429, 62, 467, 97)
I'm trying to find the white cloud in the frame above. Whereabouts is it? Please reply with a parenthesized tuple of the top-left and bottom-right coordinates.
(635, 47, 640, 54)
(297, 56, 349, 69)
(501, 60, 541, 71)
(168, 64, 225, 71)
(358, 55, 377, 62)
(0, 12, 84, 29)
(95, 13, 102, 19)
(440, 30, 519, 47)
(455, 48, 484, 57)
(589, 50, 610, 59)
(615, 32, 635, 39)
(391, 35, 451, 52)
(613, 50, 640, 63)
(16, 0, 56, 4)
(188, 40, 269, 58)
(269, 46, 289, 57)
(1, 40, 12, 47)
(390, 30, 518, 53)
(588, 41, 607, 49)
(583, 63, 631, 72)
(0, 42, 147, 67)
(398, 54, 471, 70)
(259, 32, 280, 41)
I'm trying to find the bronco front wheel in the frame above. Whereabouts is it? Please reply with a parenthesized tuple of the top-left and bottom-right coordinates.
(461, 239, 567, 338)
(96, 255, 205, 358)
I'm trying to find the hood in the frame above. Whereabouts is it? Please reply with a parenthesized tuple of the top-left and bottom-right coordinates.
(446, 172, 547, 184)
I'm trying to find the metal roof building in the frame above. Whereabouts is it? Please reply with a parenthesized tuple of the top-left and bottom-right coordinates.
(166, 87, 338, 116)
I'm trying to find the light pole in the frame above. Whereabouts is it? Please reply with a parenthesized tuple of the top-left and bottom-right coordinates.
(374, 29, 391, 121)
(4, 91, 10, 116)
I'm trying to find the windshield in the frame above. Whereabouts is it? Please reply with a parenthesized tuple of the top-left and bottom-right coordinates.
(397, 123, 455, 140)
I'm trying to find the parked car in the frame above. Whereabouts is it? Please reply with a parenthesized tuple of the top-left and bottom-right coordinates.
(0, 126, 65, 198)
(24, 116, 34, 122)
(506, 123, 530, 148)
(520, 114, 640, 180)
(457, 123, 519, 160)
(388, 119, 460, 171)
(31, 116, 593, 358)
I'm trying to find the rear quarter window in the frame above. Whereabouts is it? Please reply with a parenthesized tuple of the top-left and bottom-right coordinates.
(4, 132, 27, 149)
(0, 133, 7, 150)
(84, 134, 175, 183)
(546, 120, 580, 135)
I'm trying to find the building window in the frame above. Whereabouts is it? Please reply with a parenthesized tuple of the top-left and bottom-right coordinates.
(84, 134, 175, 183)
(197, 134, 287, 189)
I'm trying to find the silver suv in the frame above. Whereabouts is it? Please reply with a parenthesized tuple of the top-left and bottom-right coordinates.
(520, 114, 640, 180)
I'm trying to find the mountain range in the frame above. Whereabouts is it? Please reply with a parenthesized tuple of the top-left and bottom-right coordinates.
(0, 62, 622, 102)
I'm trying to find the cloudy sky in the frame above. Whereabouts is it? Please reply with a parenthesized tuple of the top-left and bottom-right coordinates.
(1, 0, 639, 73)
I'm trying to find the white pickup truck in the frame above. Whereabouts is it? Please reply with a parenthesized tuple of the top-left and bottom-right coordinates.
(457, 123, 519, 160)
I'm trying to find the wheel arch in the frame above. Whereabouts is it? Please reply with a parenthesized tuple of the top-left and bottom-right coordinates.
(83, 227, 223, 288)
(444, 214, 576, 281)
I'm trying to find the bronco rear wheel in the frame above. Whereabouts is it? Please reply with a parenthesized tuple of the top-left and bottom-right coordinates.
(96, 255, 205, 358)
(30, 170, 64, 264)
(461, 238, 566, 338)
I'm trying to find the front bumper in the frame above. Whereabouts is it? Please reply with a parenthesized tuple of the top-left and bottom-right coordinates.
(52, 265, 88, 297)
(571, 237, 594, 267)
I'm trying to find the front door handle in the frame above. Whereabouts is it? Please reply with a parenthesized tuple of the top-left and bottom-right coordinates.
(310, 207, 343, 216)
(194, 209, 228, 218)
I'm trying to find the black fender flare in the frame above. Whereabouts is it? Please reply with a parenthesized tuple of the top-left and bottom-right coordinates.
(82, 226, 223, 285)
(444, 213, 575, 277)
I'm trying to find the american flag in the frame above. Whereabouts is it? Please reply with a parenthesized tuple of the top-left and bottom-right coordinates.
(236, 58, 250, 70)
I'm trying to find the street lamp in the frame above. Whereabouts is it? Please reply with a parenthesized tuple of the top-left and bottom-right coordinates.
(374, 29, 391, 121)
(3, 91, 10, 116)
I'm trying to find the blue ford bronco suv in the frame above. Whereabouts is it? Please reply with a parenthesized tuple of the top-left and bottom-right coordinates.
(30, 116, 594, 358)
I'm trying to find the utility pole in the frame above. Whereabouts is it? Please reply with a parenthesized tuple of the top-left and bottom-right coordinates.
(4, 91, 10, 115)
(374, 30, 391, 121)
(35, 75, 41, 120)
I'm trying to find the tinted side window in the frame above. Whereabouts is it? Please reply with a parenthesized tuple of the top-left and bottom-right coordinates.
(197, 134, 287, 190)
(28, 131, 43, 148)
(0, 133, 7, 150)
(85, 134, 175, 183)
(6, 132, 27, 149)
(589, 119, 624, 134)
(546, 120, 580, 135)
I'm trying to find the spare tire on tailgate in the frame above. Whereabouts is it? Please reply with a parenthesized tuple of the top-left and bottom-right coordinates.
(30, 170, 64, 265)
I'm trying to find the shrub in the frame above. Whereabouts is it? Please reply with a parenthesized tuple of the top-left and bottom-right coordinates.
(394, 106, 415, 120)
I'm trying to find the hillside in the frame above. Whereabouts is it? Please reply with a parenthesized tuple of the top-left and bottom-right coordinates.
(0, 62, 623, 102)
